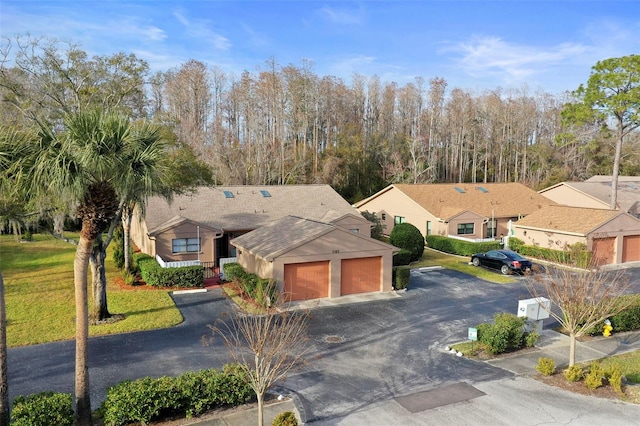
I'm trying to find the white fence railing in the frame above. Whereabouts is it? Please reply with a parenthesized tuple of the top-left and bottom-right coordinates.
(156, 255, 201, 268)
(446, 235, 497, 243)
(219, 257, 237, 272)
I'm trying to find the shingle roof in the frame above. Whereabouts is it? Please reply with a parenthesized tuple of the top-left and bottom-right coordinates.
(514, 205, 621, 235)
(231, 216, 335, 260)
(231, 215, 397, 260)
(391, 183, 552, 219)
(543, 181, 640, 214)
(144, 185, 361, 233)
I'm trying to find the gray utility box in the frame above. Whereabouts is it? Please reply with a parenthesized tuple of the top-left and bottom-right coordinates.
(517, 297, 550, 334)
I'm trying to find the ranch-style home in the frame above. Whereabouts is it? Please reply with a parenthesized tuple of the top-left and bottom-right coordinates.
(513, 205, 640, 265)
(538, 176, 640, 218)
(353, 183, 554, 241)
(231, 216, 397, 301)
(130, 185, 398, 299)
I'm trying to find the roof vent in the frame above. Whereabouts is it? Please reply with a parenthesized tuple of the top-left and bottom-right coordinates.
(223, 190, 234, 198)
(477, 186, 489, 193)
(454, 187, 465, 193)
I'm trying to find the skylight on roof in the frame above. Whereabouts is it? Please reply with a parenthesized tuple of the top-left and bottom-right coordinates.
(454, 187, 465, 193)
(260, 190, 271, 197)
(223, 190, 234, 198)
(477, 186, 489, 193)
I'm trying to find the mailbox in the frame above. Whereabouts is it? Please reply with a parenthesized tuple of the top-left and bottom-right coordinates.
(517, 297, 550, 321)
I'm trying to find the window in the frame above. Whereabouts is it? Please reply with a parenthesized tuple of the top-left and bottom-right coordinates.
(172, 238, 200, 253)
(350, 229, 359, 233)
(381, 213, 386, 220)
(457, 223, 474, 235)
(426, 221, 432, 236)
(394, 216, 406, 225)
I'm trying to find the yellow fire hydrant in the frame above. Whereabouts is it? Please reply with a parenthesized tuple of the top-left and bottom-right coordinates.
(603, 319, 613, 337)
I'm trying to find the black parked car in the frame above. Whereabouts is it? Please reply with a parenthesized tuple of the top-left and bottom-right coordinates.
(470, 249, 533, 275)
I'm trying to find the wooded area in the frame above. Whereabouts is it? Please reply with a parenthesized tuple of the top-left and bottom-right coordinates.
(2, 36, 639, 203)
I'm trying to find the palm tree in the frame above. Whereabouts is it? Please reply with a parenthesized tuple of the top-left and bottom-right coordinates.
(32, 111, 133, 426)
(90, 120, 169, 321)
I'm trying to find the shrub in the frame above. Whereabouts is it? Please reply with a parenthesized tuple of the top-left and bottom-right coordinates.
(476, 313, 526, 355)
(606, 364, 624, 394)
(102, 364, 252, 426)
(112, 225, 125, 270)
(222, 262, 247, 282)
(360, 210, 385, 241)
(563, 365, 584, 382)
(584, 362, 605, 390)
(394, 266, 411, 290)
(136, 254, 204, 288)
(525, 332, 539, 347)
(390, 223, 425, 261)
(393, 249, 413, 266)
(273, 411, 299, 426)
(610, 295, 640, 332)
(425, 235, 500, 257)
(536, 357, 555, 376)
(11, 392, 74, 426)
(121, 269, 136, 286)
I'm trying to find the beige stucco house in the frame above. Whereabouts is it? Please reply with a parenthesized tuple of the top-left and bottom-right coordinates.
(513, 205, 640, 265)
(231, 216, 398, 301)
(539, 176, 640, 217)
(354, 183, 553, 241)
(130, 185, 372, 268)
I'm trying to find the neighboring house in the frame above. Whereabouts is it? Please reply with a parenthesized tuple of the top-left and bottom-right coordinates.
(513, 205, 640, 265)
(354, 183, 553, 241)
(130, 185, 371, 267)
(231, 216, 398, 301)
(539, 176, 640, 217)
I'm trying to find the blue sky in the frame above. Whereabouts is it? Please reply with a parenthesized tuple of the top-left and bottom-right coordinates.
(2, 1, 639, 95)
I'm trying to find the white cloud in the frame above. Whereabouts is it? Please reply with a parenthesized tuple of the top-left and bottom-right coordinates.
(328, 54, 377, 80)
(444, 35, 589, 84)
(172, 9, 231, 51)
(317, 5, 364, 25)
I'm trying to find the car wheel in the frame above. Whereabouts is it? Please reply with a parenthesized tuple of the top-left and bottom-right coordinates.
(472, 258, 480, 267)
(501, 265, 511, 275)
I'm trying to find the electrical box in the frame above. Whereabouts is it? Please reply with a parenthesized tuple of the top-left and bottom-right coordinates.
(517, 297, 550, 321)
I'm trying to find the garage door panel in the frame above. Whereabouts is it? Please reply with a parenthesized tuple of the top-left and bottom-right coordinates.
(284, 261, 329, 301)
(623, 235, 640, 262)
(592, 237, 615, 265)
(341, 257, 381, 296)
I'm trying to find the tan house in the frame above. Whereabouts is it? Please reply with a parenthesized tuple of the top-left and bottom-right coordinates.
(354, 183, 553, 241)
(513, 205, 640, 265)
(231, 216, 398, 301)
(130, 185, 371, 267)
(539, 176, 640, 217)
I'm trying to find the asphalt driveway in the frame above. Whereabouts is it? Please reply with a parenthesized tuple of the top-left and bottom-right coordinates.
(7, 266, 640, 424)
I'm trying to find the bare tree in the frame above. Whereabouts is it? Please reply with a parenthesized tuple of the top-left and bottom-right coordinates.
(211, 293, 311, 426)
(526, 264, 632, 366)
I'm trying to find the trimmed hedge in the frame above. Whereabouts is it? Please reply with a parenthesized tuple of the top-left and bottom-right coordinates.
(394, 266, 411, 290)
(508, 238, 590, 267)
(223, 263, 278, 307)
(11, 392, 74, 426)
(390, 223, 425, 261)
(426, 235, 501, 256)
(393, 249, 413, 266)
(102, 364, 252, 426)
(134, 253, 204, 288)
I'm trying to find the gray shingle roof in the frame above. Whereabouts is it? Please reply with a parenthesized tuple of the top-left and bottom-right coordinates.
(145, 185, 361, 234)
(545, 181, 640, 214)
(515, 205, 621, 235)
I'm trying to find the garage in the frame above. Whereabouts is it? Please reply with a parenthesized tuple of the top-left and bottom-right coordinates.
(592, 237, 616, 265)
(341, 257, 382, 296)
(623, 235, 640, 262)
(284, 261, 330, 301)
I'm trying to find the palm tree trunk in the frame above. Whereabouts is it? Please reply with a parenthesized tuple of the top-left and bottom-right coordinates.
(75, 237, 93, 426)
(0, 272, 9, 426)
(89, 236, 110, 323)
(122, 207, 133, 272)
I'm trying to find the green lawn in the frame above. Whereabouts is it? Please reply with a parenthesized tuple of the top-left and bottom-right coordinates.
(0, 233, 183, 347)
(411, 247, 516, 284)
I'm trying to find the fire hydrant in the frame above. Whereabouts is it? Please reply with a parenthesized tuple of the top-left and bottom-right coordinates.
(603, 319, 613, 337)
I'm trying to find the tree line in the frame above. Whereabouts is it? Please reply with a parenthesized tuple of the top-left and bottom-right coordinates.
(3, 36, 639, 205)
